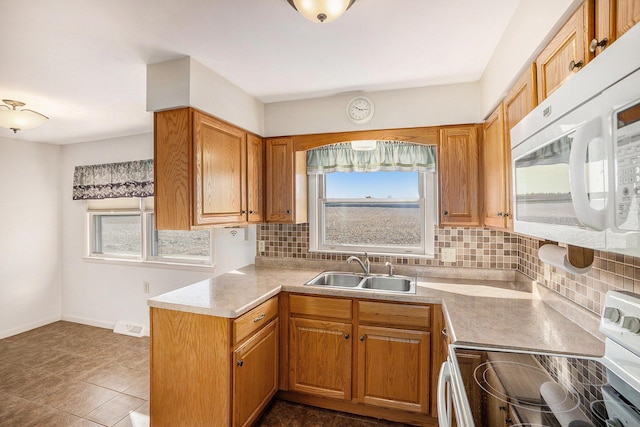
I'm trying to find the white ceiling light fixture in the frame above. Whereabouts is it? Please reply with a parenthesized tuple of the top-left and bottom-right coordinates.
(351, 140, 377, 151)
(286, 0, 356, 23)
(0, 99, 49, 133)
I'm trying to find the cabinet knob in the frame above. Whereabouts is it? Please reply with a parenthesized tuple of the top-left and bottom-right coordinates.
(237, 360, 244, 367)
(569, 60, 584, 72)
(286, 209, 291, 214)
(589, 37, 608, 52)
(443, 210, 449, 216)
(359, 335, 365, 341)
(249, 210, 255, 214)
(503, 212, 510, 218)
(242, 210, 247, 214)
(344, 334, 350, 340)
(497, 212, 504, 217)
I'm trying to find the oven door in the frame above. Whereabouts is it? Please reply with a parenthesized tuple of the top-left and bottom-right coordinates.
(512, 92, 608, 250)
(437, 348, 476, 427)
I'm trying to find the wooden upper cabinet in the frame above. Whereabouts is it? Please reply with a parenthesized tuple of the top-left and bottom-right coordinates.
(265, 137, 307, 224)
(438, 126, 481, 227)
(593, 0, 640, 55)
(536, 0, 594, 102)
(482, 104, 508, 230)
(193, 110, 247, 225)
(246, 133, 265, 223)
(154, 107, 262, 229)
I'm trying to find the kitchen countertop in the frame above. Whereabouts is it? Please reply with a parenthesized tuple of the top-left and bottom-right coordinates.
(147, 264, 605, 357)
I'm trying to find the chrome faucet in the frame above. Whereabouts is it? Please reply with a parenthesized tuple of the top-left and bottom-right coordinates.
(385, 261, 394, 277)
(347, 253, 370, 275)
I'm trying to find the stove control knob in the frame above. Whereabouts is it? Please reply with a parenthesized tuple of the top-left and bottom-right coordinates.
(603, 307, 621, 323)
(622, 316, 640, 333)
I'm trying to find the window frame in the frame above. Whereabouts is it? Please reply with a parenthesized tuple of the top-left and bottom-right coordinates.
(86, 198, 215, 268)
(308, 172, 436, 257)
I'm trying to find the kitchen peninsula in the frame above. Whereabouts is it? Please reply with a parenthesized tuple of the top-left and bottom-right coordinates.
(148, 264, 604, 427)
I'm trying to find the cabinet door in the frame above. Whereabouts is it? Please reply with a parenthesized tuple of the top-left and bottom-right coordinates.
(456, 351, 484, 427)
(233, 319, 278, 427)
(289, 317, 352, 399)
(536, 0, 594, 101)
(357, 325, 430, 413)
(483, 104, 508, 230)
(616, 0, 640, 37)
(265, 137, 307, 224)
(439, 126, 480, 226)
(193, 110, 247, 225)
(485, 364, 511, 427)
(246, 133, 264, 223)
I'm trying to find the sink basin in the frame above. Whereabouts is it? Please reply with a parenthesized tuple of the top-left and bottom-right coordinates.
(304, 271, 416, 294)
(361, 276, 413, 292)
(305, 271, 364, 287)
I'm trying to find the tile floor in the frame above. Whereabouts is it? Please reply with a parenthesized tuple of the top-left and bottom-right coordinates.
(0, 321, 411, 427)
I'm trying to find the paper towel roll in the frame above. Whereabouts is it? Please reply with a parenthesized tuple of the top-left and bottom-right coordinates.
(538, 244, 592, 275)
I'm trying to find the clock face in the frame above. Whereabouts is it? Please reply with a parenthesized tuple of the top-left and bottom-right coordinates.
(347, 97, 374, 124)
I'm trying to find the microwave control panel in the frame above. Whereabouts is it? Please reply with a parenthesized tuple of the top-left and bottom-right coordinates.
(613, 100, 640, 230)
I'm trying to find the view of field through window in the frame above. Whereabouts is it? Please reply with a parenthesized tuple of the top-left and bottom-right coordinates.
(323, 171, 421, 247)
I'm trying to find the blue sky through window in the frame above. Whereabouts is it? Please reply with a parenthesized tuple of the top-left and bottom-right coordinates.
(326, 171, 419, 199)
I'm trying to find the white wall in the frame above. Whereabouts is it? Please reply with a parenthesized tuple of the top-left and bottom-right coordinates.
(479, 0, 581, 117)
(0, 137, 62, 338)
(265, 82, 481, 137)
(60, 133, 256, 333)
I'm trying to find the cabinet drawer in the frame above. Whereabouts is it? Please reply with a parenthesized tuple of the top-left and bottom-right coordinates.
(289, 295, 352, 320)
(358, 301, 430, 329)
(233, 296, 278, 345)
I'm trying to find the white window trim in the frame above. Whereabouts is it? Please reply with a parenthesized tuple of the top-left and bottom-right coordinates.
(86, 198, 215, 269)
(308, 173, 436, 257)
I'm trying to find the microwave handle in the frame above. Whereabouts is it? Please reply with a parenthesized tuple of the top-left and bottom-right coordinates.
(569, 117, 607, 231)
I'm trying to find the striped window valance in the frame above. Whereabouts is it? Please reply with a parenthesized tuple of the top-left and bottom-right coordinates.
(72, 159, 154, 200)
(306, 141, 436, 174)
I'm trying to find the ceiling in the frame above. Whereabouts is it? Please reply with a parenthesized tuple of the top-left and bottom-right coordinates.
(0, 0, 520, 145)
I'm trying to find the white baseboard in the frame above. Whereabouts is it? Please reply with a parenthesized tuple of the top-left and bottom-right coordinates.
(61, 315, 150, 336)
(0, 315, 61, 339)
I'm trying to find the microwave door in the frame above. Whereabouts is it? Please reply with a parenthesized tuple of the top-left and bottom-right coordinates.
(569, 117, 608, 231)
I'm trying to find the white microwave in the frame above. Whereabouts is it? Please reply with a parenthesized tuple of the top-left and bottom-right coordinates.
(510, 23, 640, 256)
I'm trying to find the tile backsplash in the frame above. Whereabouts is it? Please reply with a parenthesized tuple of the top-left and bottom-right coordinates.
(256, 224, 518, 268)
(256, 224, 640, 317)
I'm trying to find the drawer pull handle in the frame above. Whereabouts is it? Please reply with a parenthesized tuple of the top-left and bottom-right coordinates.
(441, 328, 448, 338)
(253, 313, 266, 322)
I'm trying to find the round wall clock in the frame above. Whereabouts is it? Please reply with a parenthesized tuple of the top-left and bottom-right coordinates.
(347, 96, 374, 124)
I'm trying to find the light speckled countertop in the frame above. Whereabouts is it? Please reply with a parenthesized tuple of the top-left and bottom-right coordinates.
(148, 264, 605, 357)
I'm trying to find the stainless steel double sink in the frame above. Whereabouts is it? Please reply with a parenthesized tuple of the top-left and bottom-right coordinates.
(304, 271, 416, 294)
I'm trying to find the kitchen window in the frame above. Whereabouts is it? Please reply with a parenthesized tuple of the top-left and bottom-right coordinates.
(87, 197, 213, 266)
(307, 142, 436, 257)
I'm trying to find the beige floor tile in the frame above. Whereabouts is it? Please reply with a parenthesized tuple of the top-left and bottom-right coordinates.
(0, 364, 66, 400)
(0, 391, 81, 427)
(85, 393, 146, 426)
(33, 380, 119, 417)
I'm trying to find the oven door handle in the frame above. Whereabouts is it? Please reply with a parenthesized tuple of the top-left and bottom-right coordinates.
(437, 361, 453, 427)
(569, 116, 607, 231)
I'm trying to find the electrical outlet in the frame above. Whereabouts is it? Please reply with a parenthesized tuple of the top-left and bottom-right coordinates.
(143, 282, 150, 293)
(258, 240, 266, 252)
(441, 248, 457, 263)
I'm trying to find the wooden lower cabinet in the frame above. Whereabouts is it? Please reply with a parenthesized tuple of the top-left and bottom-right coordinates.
(357, 325, 430, 413)
(455, 350, 484, 427)
(281, 293, 438, 426)
(233, 319, 278, 427)
(150, 296, 279, 427)
(289, 317, 352, 399)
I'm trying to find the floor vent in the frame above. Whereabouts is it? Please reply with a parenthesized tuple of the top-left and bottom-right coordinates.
(113, 320, 146, 337)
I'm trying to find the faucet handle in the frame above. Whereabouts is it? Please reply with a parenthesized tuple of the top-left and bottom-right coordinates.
(385, 261, 394, 277)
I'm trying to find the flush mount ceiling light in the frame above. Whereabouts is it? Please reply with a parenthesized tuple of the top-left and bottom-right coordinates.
(0, 99, 49, 133)
(286, 0, 356, 23)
